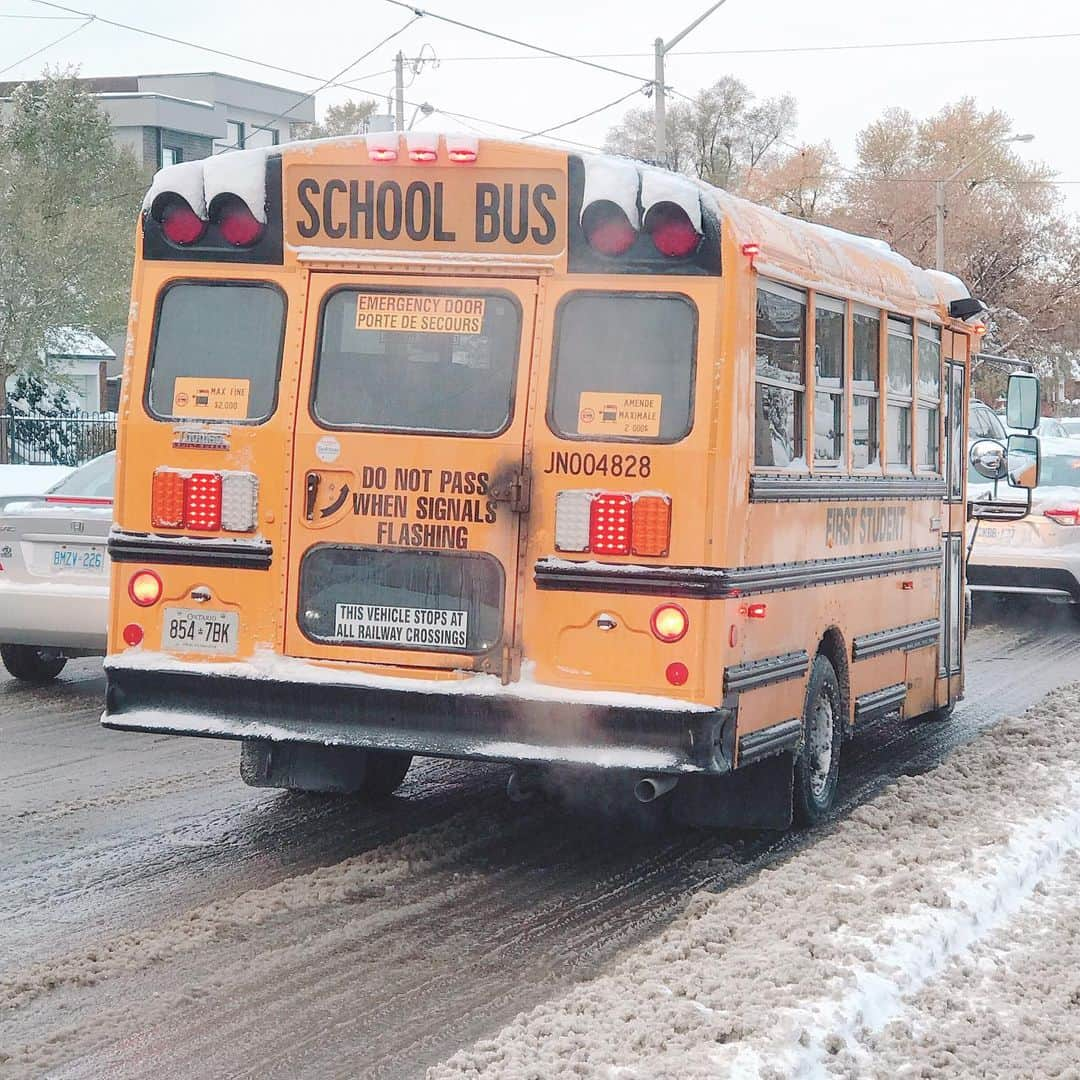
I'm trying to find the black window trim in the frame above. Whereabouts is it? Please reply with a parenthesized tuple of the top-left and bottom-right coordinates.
(546, 289, 699, 446)
(753, 278, 807, 470)
(309, 283, 524, 440)
(144, 278, 288, 427)
(296, 542, 506, 657)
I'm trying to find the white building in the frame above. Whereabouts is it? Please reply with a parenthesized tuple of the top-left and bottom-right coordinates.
(4, 329, 115, 414)
(0, 71, 316, 171)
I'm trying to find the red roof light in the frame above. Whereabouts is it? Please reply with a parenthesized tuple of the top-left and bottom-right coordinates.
(160, 200, 205, 245)
(215, 197, 264, 247)
(582, 201, 637, 256)
(645, 202, 701, 258)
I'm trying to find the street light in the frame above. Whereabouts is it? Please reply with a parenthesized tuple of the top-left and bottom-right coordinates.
(654, 1, 731, 161)
(934, 132, 1034, 272)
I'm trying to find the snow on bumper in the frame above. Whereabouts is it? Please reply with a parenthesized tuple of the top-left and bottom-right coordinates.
(102, 652, 728, 774)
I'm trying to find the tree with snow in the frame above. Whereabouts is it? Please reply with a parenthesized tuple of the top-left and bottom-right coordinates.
(0, 69, 143, 448)
(299, 98, 378, 139)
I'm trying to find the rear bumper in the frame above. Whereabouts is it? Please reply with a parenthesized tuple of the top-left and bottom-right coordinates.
(0, 580, 107, 650)
(966, 556, 1080, 602)
(102, 665, 731, 776)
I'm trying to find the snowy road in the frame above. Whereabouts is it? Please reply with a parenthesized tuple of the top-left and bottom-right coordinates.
(1, 606, 1078, 1078)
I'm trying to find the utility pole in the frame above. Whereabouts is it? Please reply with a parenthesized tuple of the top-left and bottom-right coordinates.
(653, 0, 730, 163)
(394, 51, 405, 131)
(934, 132, 1034, 272)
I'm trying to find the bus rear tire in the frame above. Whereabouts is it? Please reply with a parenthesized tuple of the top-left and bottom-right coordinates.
(793, 654, 843, 826)
(240, 741, 413, 798)
(1, 644, 67, 683)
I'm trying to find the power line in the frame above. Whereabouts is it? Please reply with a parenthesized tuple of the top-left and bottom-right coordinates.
(404, 29, 1080, 61)
(382, 0, 655, 86)
(0, 13, 91, 77)
(216, 15, 420, 150)
(524, 86, 644, 140)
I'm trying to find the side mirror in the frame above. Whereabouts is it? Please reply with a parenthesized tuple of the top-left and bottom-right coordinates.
(969, 438, 1007, 481)
(1006, 433, 1040, 490)
(1006, 372, 1040, 432)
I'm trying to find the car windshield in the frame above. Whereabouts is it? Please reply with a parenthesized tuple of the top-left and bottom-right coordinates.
(47, 452, 115, 499)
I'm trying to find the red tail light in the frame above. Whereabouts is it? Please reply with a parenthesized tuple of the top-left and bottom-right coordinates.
(1043, 507, 1080, 526)
(160, 199, 206, 245)
(644, 202, 701, 258)
(183, 472, 223, 531)
(555, 490, 672, 557)
(128, 569, 163, 607)
(215, 196, 264, 247)
(582, 201, 637, 256)
(651, 604, 689, 643)
(589, 493, 632, 555)
(152, 469, 257, 532)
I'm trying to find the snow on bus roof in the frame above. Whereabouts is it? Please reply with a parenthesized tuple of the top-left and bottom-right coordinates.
(139, 136, 971, 314)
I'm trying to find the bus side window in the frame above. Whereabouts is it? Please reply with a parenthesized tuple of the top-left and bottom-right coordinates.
(886, 315, 914, 472)
(813, 295, 845, 468)
(754, 282, 807, 468)
(851, 306, 881, 468)
(917, 324, 942, 472)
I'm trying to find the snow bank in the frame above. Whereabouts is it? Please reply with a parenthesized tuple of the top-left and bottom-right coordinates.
(430, 684, 1080, 1079)
(0, 464, 72, 497)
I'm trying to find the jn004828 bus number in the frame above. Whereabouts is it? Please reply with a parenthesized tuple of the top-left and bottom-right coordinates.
(542, 452, 651, 478)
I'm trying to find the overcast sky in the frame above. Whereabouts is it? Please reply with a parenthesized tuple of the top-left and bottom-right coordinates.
(3, 0, 1076, 210)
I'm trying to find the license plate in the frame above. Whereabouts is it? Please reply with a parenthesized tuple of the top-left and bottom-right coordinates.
(162, 608, 239, 655)
(980, 526, 1015, 542)
(333, 603, 468, 650)
(50, 545, 105, 573)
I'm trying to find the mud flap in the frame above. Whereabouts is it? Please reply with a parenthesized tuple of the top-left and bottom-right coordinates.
(671, 751, 795, 830)
(240, 740, 369, 793)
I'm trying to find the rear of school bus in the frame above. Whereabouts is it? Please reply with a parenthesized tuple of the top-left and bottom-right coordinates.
(103, 134, 746, 818)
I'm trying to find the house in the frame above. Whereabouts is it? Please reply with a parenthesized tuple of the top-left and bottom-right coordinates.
(0, 71, 316, 171)
(4, 329, 115, 413)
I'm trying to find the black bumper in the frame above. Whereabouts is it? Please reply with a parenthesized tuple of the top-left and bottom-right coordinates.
(103, 666, 732, 776)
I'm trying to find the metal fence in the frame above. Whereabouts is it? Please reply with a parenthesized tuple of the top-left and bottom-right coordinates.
(0, 411, 117, 467)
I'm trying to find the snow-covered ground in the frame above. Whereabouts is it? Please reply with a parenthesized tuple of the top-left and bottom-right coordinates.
(431, 687, 1080, 1079)
(0, 464, 71, 496)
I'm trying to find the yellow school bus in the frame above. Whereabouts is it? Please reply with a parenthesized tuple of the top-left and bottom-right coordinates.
(103, 132, 995, 827)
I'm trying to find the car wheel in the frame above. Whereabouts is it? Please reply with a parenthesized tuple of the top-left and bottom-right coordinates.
(239, 741, 413, 798)
(0, 644, 67, 682)
(793, 654, 843, 826)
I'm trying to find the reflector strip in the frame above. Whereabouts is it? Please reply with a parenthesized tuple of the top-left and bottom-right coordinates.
(631, 494, 672, 557)
(554, 490, 593, 552)
(221, 472, 259, 532)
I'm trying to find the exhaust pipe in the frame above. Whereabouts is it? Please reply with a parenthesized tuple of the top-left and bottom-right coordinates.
(634, 775, 679, 803)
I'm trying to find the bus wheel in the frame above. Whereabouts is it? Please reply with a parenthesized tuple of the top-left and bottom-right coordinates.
(240, 741, 413, 798)
(793, 654, 843, 826)
(0, 644, 67, 682)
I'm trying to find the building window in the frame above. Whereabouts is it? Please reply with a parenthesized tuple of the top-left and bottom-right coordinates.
(813, 294, 845, 467)
(886, 316, 913, 469)
(245, 125, 280, 150)
(755, 281, 807, 468)
(917, 324, 942, 471)
(217, 120, 245, 153)
(852, 305, 880, 468)
(161, 145, 183, 168)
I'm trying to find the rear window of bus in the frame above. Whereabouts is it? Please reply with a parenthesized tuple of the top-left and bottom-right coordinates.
(146, 282, 286, 423)
(548, 293, 696, 443)
(312, 288, 522, 437)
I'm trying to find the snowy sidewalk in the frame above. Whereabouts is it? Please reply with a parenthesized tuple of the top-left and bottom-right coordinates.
(431, 688, 1080, 1080)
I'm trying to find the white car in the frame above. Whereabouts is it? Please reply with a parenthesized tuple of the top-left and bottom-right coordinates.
(0, 452, 114, 681)
(967, 437, 1080, 613)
